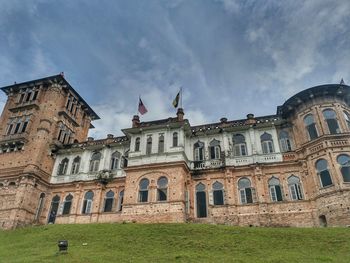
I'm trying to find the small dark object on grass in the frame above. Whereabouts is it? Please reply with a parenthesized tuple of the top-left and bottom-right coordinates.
(58, 240, 68, 253)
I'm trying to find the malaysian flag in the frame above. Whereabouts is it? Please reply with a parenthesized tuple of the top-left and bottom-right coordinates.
(138, 97, 148, 115)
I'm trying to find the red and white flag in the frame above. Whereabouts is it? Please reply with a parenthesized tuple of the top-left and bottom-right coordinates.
(138, 98, 148, 115)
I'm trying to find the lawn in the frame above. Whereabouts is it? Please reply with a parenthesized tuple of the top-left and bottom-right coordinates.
(0, 223, 349, 262)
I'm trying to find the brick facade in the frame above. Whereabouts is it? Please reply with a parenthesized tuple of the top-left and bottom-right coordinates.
(0, 76, 349, 229)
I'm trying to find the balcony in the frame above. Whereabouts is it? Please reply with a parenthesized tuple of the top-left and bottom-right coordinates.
(282, 152, 297, 161)
(58, 110, 79, 127)
(9, 100, 40, 112)
(191, 159, 224, 170)
(1, 132, 29, 144)
(226, 153, 284, 166)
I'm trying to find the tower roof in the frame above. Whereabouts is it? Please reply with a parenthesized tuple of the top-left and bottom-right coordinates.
(0, 74, 100, 120)
(277, 84, 350, 118)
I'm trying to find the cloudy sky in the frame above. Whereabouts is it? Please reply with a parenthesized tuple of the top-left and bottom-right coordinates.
(0, 0, 349, 138)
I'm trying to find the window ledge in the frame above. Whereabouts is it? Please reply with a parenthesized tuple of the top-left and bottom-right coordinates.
(319, 184, 334, 190)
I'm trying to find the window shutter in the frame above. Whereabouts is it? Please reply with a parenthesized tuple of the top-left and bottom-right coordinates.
(209, 191, 214, 205)
(251, 188, 257, 203)
(240, 189, 246, 204)
(290, 185, 297, 200)
(86, 200, 92, 213)
(58, 202, 64, 215)
(296, 184, 303, 200)
(270, 186, 277, 201)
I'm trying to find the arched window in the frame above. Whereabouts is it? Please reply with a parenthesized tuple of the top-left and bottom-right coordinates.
(209, 139, 221, 160)
(71, 156, 80, 174)
(104, 190, 114, 212)
(48, 195, 60, 223)
(110, 151, 121, 170)
(323, 109, 340, 134)
(238, 178, 255, 204)
(173, 132, 178, 147)
(288, 175, 303, 200)
(233, 134, 247, 156)
(196, 183, 207, 218)
(89, 152, 101, 172)
(316, 159, 333, 187)
(279, 131, 292, 152)
(158, 134, 164, 153)
(135, 137, 140, 152)
(337, 154, 350, 182)
(194, 141, 204, 161)
(146, 136, 152, 155)
(212, 181, 224, 205)
(138, 178, 149, 202)
(82, 191, 94, 214)
(62, 194, 73, 215)
(260, 132, 274, 154)
(57, 158, 69, 175)
(268, 177, 283, 202)
(344, 111, 350, 129)
(157, 177, 168, 201)
(304, 114, 318, 140)
(117, 190, 124, 212)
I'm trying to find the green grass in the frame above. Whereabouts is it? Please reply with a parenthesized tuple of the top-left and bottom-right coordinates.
(0, 223, 349, 263)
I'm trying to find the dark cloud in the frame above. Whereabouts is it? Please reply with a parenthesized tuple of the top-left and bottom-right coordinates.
(0, 0, 349, 137)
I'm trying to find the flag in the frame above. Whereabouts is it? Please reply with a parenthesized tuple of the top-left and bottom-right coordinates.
(340, 78, 345, 85)
(138, 98, 148, 115)
(172, 91, 180, 108)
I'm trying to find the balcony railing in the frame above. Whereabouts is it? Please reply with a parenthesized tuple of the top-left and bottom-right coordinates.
(191, 159, 224, 170)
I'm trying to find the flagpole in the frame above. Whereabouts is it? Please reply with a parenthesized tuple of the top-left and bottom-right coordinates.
(180, 86, 183, 108)
(137, 95, 140, 116)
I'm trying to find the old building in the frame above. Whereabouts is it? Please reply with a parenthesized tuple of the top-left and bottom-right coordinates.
(0, 74, 350, 229)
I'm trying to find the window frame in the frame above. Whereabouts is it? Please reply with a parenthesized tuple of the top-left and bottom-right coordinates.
(316, 159, 333, 188)
(138, 178, 149, 203)
(157, 177, 168, 202)
(304, 114, 318, 140)
(322, 109, 341, 134)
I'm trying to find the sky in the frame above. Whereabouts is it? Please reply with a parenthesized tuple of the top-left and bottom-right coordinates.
(0, 0, 349, 138)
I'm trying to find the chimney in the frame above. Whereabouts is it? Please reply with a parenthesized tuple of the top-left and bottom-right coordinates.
(132, 115, 140, 128)
(246, 113, 256, 125)
(177, 108, 184, 121)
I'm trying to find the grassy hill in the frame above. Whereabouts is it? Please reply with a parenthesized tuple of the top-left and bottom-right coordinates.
(0, 223, 349, 263)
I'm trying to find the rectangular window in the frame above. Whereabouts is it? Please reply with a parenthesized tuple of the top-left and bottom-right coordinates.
(14, 122, 21, 134)
(307, 124, 318, 140)
(32, 90, 39, 101)
(139, 191, 148, 202)
(104, 199, 113, 212)
(62, 202, 71, 215)
(18, 93, 25, 103)
(21, 121, 28, 133)
(25, 92, 32, 102)
(213, 190, 224, 205)
(7, 123, 13, 135)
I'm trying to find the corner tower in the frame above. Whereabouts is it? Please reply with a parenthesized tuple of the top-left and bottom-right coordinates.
(0, 74, 99, 228)
(278, 83, 350, 226)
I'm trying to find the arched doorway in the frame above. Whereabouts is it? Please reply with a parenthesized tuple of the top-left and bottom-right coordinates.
(319, 215, 327, 227)
(48, 195, 60, 224)
(196, 183, 207, 218)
